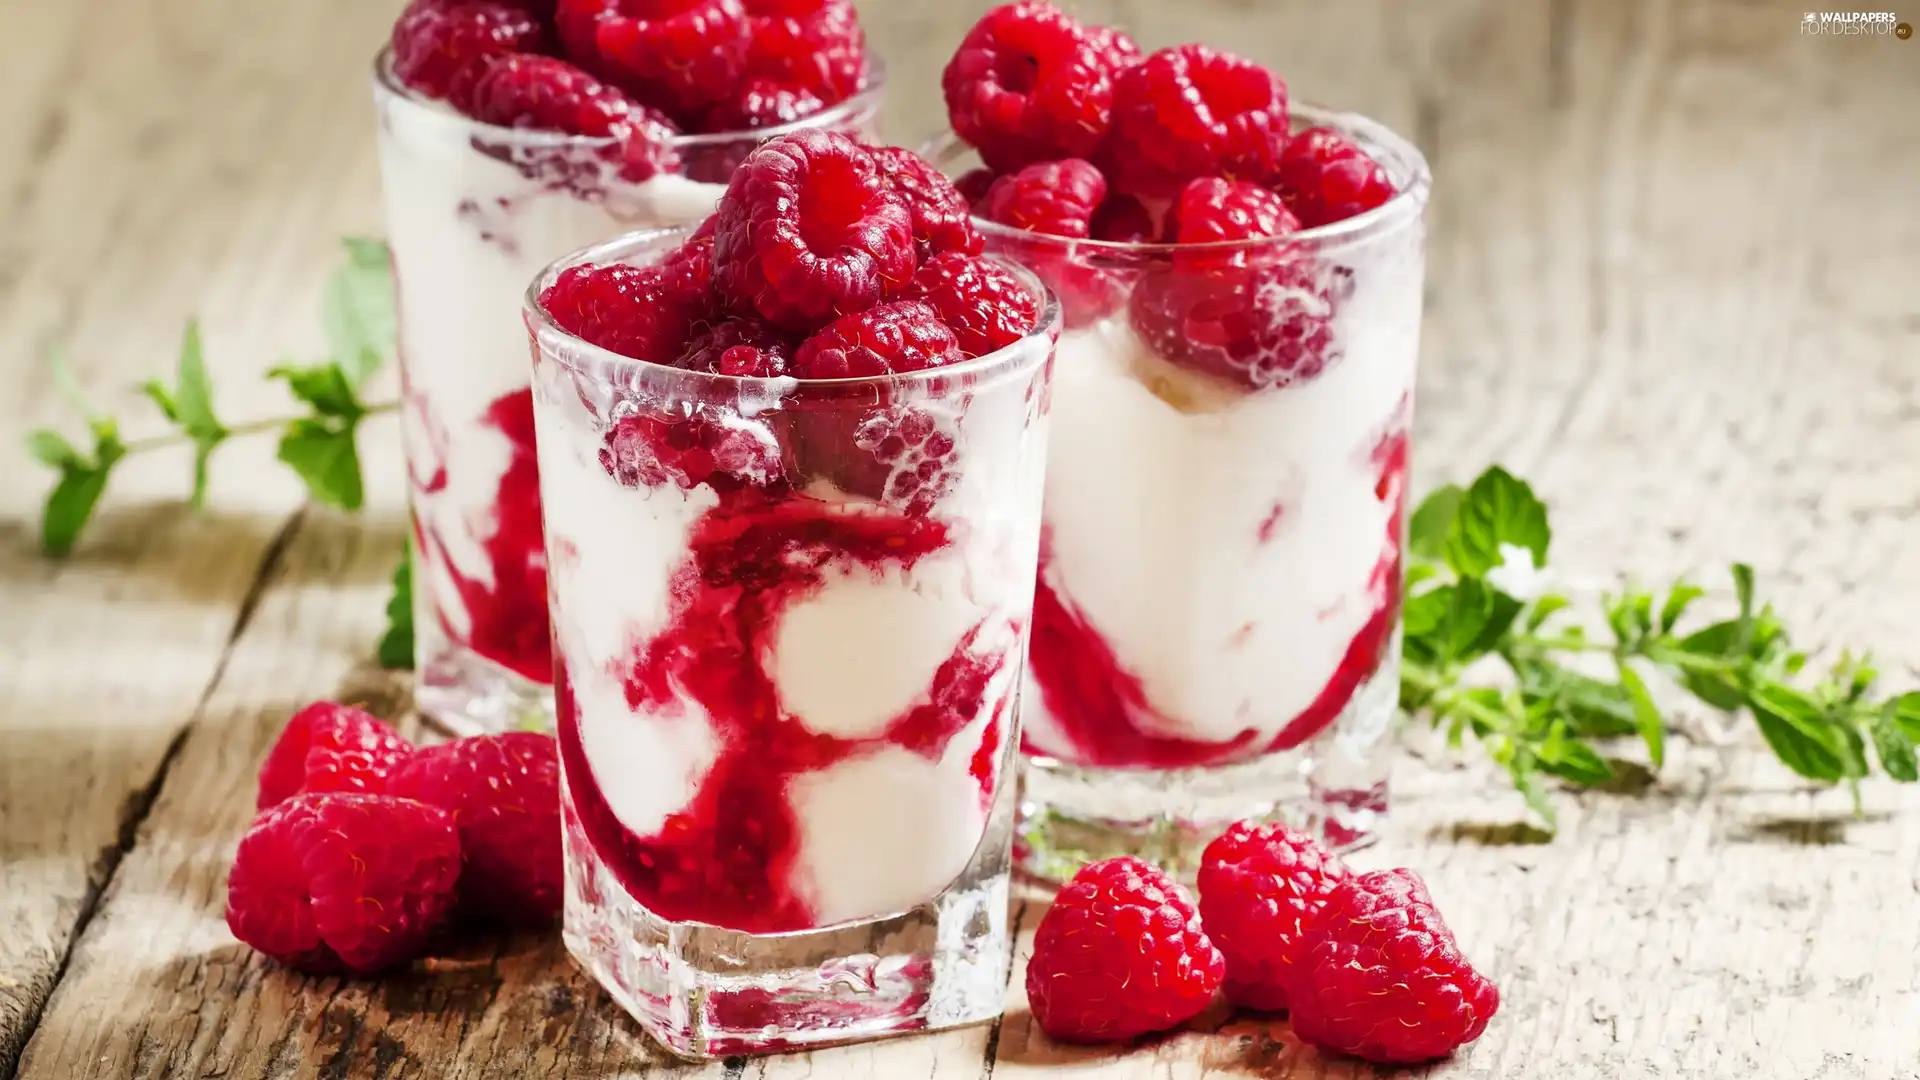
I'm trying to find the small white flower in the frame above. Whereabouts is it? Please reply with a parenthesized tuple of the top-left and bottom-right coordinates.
(1484, 542, 1547, 601)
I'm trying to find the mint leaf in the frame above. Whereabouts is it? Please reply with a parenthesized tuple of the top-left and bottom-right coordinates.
(1525, 593, 1572, 632)
(1443, 466, 1550, 576)
(40, 422, 125, 557)
(271, 361, 362, 419)
(1673, 619, 1751, 710)
(26, 430, 82, 470)
(1658, 581, 1705, 633)
(1407, 483, 1463, 560)
(1513, 767, 1558, 828)
(377, 550, 414, 669)
(277, 419, 364, 510)
(323, 237, 396, 387)
(172, 321, 222, 438)
(1748, 684, 1846, 782)
(1517, 661, 1638, 738)
(1615, 657, 1665, 767)
(141, 378, 179, 423)
(1892, 692, 1920, 742)
(1732, 563, 1756, 624)
(1871, 714, 1917, 782)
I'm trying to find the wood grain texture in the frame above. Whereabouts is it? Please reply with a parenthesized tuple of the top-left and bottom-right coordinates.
(3, 0, 1917, 1076)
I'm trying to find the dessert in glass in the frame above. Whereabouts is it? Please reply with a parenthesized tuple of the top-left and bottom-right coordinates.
(933, 1, 1432, 878)
(525, 132, 1057, 1057)
(371, 0, 883, 734)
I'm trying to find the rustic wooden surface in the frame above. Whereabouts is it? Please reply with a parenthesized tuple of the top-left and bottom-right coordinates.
(2, 0, 1916, 1076)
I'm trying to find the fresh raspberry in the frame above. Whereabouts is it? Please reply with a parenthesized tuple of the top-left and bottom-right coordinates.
(1196, 821, 1349, 1011)
(555, 0, 751, 121)
(600, 408, 782, 491)
(1084, 24, 1143, 70)
(941, 1, 1132, 171)
(539, 263, 695, 365)
(1168, 176, 1299, 246)
(701, 84, 826, 132)
(256, 702, 414, 810)
(711, 131, 916, 332)
(387, 732, 562, 928)
(681, 317, 795, 376)
(855, 406, 961, 513)
(982, 158, 1106, 239)
(1107, 44, 1290, 198)
(1287, 869, 1500, 1064)
(390, 0, 550, 110)
(1025, 856, 1224, 1043)
(907, 252, 1037, 358)
(1127, 255, 1342, 390)
(660, 222, 717, 301)
(732, 0, 866, 107)
(791, 300, 961, 378)
(1275, 126, 1397, 228)
(953, 166, 998, 208)
(225, 793, 461, 975)
(873, 145, 983, 259)
(467, 54, 683, 181)
(1089, 192, 1154, 242)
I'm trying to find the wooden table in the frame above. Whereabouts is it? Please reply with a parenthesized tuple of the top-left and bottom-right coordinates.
(4, 0, 1916, 1076)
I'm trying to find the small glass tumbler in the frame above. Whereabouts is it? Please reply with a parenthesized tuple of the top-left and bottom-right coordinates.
(370, 50, 884, 735)
(526, 229, 1058, 1057)
(935, 105, 1430, 880)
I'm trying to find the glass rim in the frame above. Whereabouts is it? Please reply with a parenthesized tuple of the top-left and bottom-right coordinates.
(926, 100, 1432, 255)
(523, 224, 1064, 391)
(371, 46, 887, 150)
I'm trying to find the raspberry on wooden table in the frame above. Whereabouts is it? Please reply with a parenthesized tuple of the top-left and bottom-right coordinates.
(1287, 868, 1500, 1064)
(1195, 821, 1349, 1011)
(1024, 856, 1224, 1043)
(1275, 126, 1397, 228)
(256, 701, 414, 810)
(539, 263, 696, 365)
(907, 252, 1038, 359)
(1107, 44, 1290, 198)
(390, 0, 550, 110)
(388, 732, 564, 928)
(467, 54, 683, 180)
(1168, 176, 1300, 246)
(554, 0, 751, 121)
(982, 158, 1107, 239)
(791, 300, 962, 378)
(942, 1, 1137, 172)
(225, 793, 461, 975)
(873, 145, 983, 259)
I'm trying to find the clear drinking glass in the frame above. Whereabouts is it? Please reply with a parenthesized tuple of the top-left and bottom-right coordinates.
(370, 49, 884, 735)
(933, 105, 1430, 879)
(526, 228, 1058, 1058)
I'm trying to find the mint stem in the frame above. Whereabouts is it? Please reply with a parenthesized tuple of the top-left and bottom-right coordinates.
(120, 400, 399, 454)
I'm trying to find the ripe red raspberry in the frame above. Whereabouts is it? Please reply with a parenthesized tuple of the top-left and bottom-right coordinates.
(540, 263, 695, 365)
(1089, 192, 1154, 242)
(600, 408, 782, 491)
(1084, 24, 1143, 70)
(907, 252, 1037, 358)
(256, 702, 414, 810)
(711, 131, 916, 332)
(555, 0, 750, 121)
(467, 54, 683, 181)
(225, 793, 461, 975)
(1025, 856, 1224, 1043)
(681, 317, 795, 376)
(873, 145, 983, 259)
(1287, 869, 1500, 1064)
(733, 0, 866, 106)
(701, 84, 826, 131)
(1127, 255, 1342, 391)
(387, 732, 562, 928)
(791, 300, 961, 378)
(390, 0, 549, 111)
(1108, 44, 1290, 198)
(1168, 176, 1300, 246)
(1276, 126, 1397, 228)
(982, 158, 1106, 239)
(953, 166, 998, 208)
(1196, 821, 1349, 1011)
(942, 1, 1134, 172)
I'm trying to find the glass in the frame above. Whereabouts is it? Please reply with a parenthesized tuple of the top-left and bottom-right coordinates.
(370, 49, 885, 735)
(932, 104, 1431, 880)
(526, 228, 1058, 1057)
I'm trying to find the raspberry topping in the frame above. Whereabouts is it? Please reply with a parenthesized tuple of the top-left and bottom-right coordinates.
(539, 262, 695, 364)
(225, 793, 461, 975)
(1167, 176, 1300, 246)
(681, 317, 795, 376)
(1107, 44, 1290, 197)
(255, 702, 414, 810)
(1127, 254, 1342, 391)
(701, 84, 826, 132)
(1196, 821, 1349, 1011)
(388, 732, 563, 928)
(711, 131, 916, 332)
(735, 0, 866, 105)
(467, 54, 683, 181)
(390, 0, 550, 110)
(791, 300, 961, 378)
(600, 408, 782, 491)
(906, 252, 1038, 358)
(1025, 856, 1224, 1043)
(982, 158, 1106, 238)
(941, 1, 1133, 171)
(1275, 126, 1397, 228)
(554, 0, 752, 121)
(1287, 869, 1500, 1063)
(872, 145, 984, 259)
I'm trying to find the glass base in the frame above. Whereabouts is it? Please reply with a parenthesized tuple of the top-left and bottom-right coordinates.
(1015, 651, 1400, 884)
(414, 637, 554, 737)
(560, 774, 1016, 1058)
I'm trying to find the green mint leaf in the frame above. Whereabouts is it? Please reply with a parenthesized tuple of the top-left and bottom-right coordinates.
(26, 429, 83, 470)
(1731, 563, 1755, 623)
(1671, 618, 1751, 710)
(1536, 727, 1614, 786)
(1891, 692, 1920, 743)
(1517, 660, 1639, 738)
(1443, 466, 1551, 577)
(277, 418, 364, 511)
(271, 361, 362, 419)
(1407, 483, 1463, 560)
(1871, 713, 1917, 782)
(1747, 684, 1846, 782)
(171, 320, 224, 440)
(377, 550, 414, 669)
(1513, 766, 1558, 830)
(141, 378, 180, 423)
(1469, 589, 1525, 659)
(1525, 593, 1572, 632)
(322, 237, 396, 387)
(39, 424, 125, 557)
(1658, 581, 1705, 633)
(1615, 657, 1666, 767)
(1441, 579, 1496, 660)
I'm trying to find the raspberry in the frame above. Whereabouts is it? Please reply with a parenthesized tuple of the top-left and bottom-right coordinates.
(225, 793, 461, 975)
(701, 84, 826, 131)
(256, 702, 414, 810)
(1195, 821, 1349, 1011)
(1108, 44, 1290, 198)
(941, 1, 1132, 171)
(872, 145, 983, 259)
(711, 131, 916, 332)
(1168, 176, 1299, 246)
(1089, 192, 1154, 242)
(1288, 869, 1500, 1064)
(539, 262, 695, 365)
(1127, 255, 1342, 391)
(600, 408, 782, 491)
(390, 0, 549, 110)
(1276, 126, 1396, 228)
(982, 158, 1106, 239)
(733, 0, 866, 107)
(907, 252, 1037, 358)
(791, 300, 961, 378)
(1084, 24, 1143, 70)
(953, 166, 998, 208)
(467, 54, 683, 181)
(555, 0, 751, 121)
(1025, 856, 1224, 1043)
(681, 317, 795, 376)
(387, 732, 563, 928)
